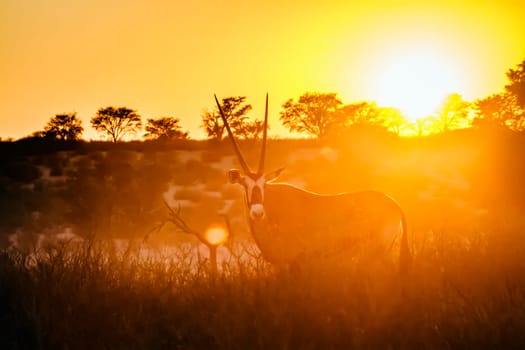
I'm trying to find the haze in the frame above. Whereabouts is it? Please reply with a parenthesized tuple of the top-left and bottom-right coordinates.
(2, 0, 524, 139)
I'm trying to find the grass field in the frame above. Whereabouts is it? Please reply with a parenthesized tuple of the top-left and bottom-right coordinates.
(1, 220, 525, 349)
(2, 131, 525, 349)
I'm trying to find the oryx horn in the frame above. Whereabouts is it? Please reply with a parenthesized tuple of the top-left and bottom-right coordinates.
(257, 93, 269, 175)
(214, 94, 251, 174)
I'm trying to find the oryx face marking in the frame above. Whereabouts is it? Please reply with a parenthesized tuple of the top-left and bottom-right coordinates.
(227, 167, 283, 222)
(244, 175, 266, 221)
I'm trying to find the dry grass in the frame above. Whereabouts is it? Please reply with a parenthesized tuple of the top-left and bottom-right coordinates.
(2, 223, 525, 350)
(2, 130, 525, 348)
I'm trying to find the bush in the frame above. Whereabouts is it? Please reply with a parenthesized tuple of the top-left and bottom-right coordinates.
(1, 161, 41, 183)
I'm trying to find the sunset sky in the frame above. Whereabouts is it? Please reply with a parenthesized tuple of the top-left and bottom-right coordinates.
(2, 0, 525, 140)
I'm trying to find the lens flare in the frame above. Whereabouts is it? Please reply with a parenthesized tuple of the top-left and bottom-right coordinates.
(205, 226, 228, 246)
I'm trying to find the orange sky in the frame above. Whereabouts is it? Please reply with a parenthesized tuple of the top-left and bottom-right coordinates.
(1, 0, 525, 140)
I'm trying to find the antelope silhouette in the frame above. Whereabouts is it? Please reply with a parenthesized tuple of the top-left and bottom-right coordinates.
(215, 94, 411, 272)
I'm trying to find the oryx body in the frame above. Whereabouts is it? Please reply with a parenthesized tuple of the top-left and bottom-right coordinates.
(251, 184, 409, 267)
(215, 95, 411, 271)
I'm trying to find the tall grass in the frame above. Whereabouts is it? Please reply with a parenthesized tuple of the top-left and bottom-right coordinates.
(2, 223, 525, 349)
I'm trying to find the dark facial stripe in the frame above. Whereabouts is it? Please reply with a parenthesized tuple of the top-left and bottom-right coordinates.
(250, 186, 262, 205)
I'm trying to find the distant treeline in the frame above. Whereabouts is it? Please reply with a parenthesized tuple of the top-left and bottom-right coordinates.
(4, 56, 525, 143)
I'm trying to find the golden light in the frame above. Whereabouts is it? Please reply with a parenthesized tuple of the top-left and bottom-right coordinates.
(204, 226, 228, 246)
(372, 49, 465, 122)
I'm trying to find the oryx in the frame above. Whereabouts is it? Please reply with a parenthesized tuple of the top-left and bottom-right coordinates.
(215, 94, 411, 272)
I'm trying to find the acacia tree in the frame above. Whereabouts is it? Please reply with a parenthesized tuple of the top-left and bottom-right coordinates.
(430, 93, 472, 132)
(505, 58, 525, 109)
(413, 117, 435, 137)
(201, 96, 260, 140)
(144, 117, 189, 140)
(43, 112, 84, 140)
(91, 107, 142, 143)
(201, 109, 223, 140)
(280, 92, 343, 139)
(470, 59, 525, 131)
(337, 102, 410, 136)
(499, 58, 525, 130)
(473, 93, 524, 130)
(379, 107, 410, 135)
(340, 101, 380, 127)
(235, 119, 265, 140)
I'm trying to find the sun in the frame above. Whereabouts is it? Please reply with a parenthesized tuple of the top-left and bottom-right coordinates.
(372, 50, 464, 121)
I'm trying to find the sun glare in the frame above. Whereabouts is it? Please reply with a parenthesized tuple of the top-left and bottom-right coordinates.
(372, 50, 464, 121)
(205, 226, 228, 246)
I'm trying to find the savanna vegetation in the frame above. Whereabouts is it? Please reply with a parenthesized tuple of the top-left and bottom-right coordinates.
(2, 126, 525, 349)
(1, 59, 525, 349)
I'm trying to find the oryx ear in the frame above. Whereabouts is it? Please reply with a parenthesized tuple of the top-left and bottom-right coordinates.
(265, 167, 284, 182)
(227, 169, 244, 184)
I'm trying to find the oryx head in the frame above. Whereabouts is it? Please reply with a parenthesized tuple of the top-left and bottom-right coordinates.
(215, 94, 283, 222)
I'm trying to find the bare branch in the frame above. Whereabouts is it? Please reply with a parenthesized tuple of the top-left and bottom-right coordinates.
(162, 200, 209, 246)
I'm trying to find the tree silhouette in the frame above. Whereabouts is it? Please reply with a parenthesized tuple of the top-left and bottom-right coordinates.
(234, 118, 265, 141)
(91, 107, 142, 143)
(144, 117, 189, 140)
(201, 96, 255, 140)
(505, 58, 525, 109)
(201, 109, 223, 140)
(280, 92, 343, 139)
(340, 101, 379, 127)
(43, 112, 83, 140)
(411, 117, 435, 137)
(337, 102, 411, 135)
(379, 107, 410, 135)
(430, 93, 472, 132)
(473, 93, 524, 130)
